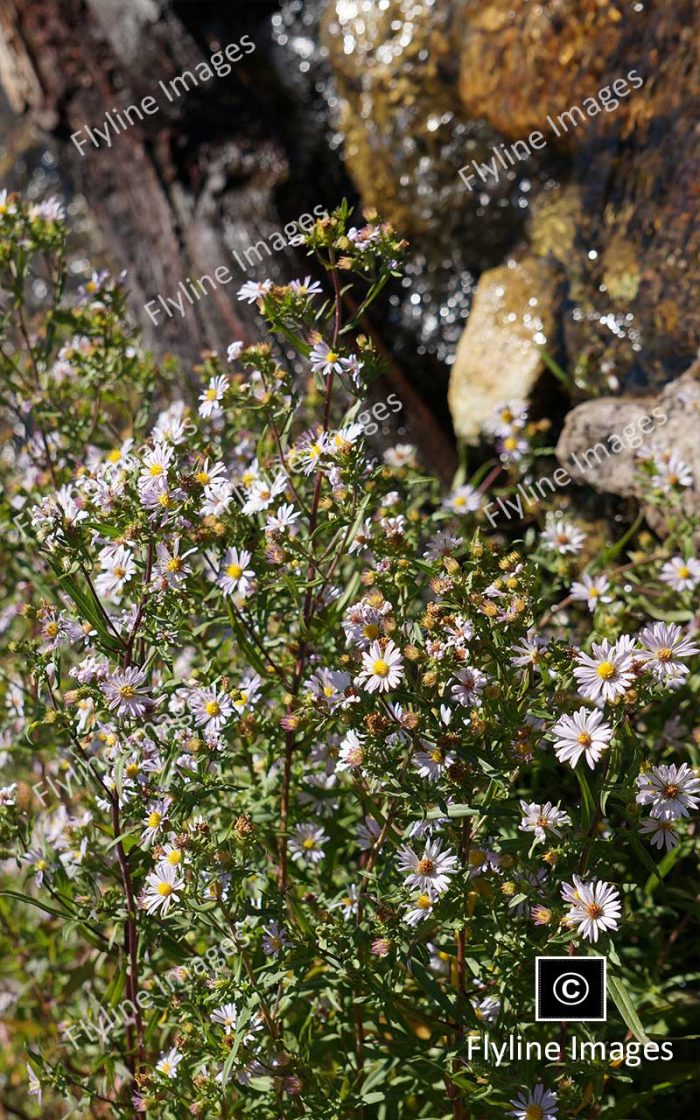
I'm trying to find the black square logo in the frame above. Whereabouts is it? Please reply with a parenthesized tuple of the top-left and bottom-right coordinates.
(536, 956, 606, 1021)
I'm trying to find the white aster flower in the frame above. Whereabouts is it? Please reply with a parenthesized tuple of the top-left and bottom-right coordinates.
(218, 547, 255, 597)
(336, 730, 366, 772)
(511, 630, 548, 672)
(265, 503, 300, 533)
(473, 996, 501, 1023)
(383, 443, 415, 469)
(101, 667, 151, 719)
(562, 876, 621, 942)
(262, 920, 289, 956)
(509, 1084, 558, 1120)
(189, 685, 234, 733)
(210, 1003, 241, 1035)
(155, 1046, 183, 1077)
(304, 668, 353, 711)
(639, 816, 679, 851)
(142, 864, 183, 917)
(656, 452, 693, 490)
(0, 782, 17, 806)
(309, 340, 344, 377)
(542, 514, 586, 555)
(155, 540, 193, 589)
(357, 815, 382, 851)
(518, 800, 571, 843)
(237, 278, 272, 304)
(423, 530, 464, 562)
(635, 762, 700, 819)
(570, 573, 613, 612)
(396, 839, 458, 896)
(637, 621, 699, 682)
(290, 275, 323, 297)
(403, 892, 435, 926)
(141, 799, 171, 847)
(95, 543, 136, 600)
(443, 484, 481, 515)
(573, 637, 636, 702)
(27, 1064, 42, 1107)
(413, 743, 455, 782)
(198, 375, 229, 419)
(660, 555, 700, 592)
(356, 640, 404, 694)
(450, 665, 487, 706)
(241, 474, 287, 515)
(289, 823, 328, 865)
(550, 707, 613, 769)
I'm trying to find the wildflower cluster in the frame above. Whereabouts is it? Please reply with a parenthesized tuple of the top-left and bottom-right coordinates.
(1, 196, 699, 1118)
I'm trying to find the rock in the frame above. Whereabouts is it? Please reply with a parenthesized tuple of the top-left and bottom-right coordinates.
(448, 256, 562, 441)
(320, 0, 526, 264)
(323, 0, 700, 394)
(457, 0, 630, 145)
(555, 363, 700, 520)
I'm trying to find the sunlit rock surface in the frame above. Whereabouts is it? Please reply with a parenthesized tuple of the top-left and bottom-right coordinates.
(556, 364, 700, 521)
(448, 256, 562, 441)
(323, 0, 699, 415)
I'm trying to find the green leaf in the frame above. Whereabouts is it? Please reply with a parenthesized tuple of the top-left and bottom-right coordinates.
(574, 767, 596, 829)
(0, 889, 68, 920)
(608, 975, 650, 1043)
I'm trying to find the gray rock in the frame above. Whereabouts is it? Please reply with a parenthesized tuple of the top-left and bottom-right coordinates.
(555, 363, 700, 520)
(448, 256, 562, 441)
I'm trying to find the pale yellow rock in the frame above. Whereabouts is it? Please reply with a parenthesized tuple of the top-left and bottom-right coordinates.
(448, 257, 562, 442)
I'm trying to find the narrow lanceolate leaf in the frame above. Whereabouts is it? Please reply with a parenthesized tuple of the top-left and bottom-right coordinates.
(608, 975, 650, 1043)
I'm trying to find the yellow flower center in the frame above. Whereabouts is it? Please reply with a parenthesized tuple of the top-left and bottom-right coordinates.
(147, 812, 161, 828)
(113, 566, 126, 580)
(227, 563, 243, 579)
(149, 463, 163, 476)
(417, 894, 432, 910)
(656, 647, 672, 662)
(195, 471, 210, 484)
(158, 492, 170, 507)
(577, 732, 592, 747)
(325, 351, 338, 363)
(430, 749, 443, 764)
(36, 859, 47, 871)
(302, 837, 316, 850)
(586, 902, 603, 919)
(205, 701, 221, 717)
(107, 449, 122, 463)
(323, 685, 335, 697)
(45, 621, 59, 637)
(157, 882, 172, 897)
(453, 496, 466, 507)
(525, 1106, 544, 1120)
(126, 762, 140, 777)
(503, 436, 517, 451)
(363, 623, 380, 639)
(119, 685, 136, 699)
(596, 661, 616, 680)
(205, 387, 218, 400)
(166, 557, 182, 572)
(678, 565, 690, 579)
(372, 659, 390, 677)
(166, 850, 181, 865)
